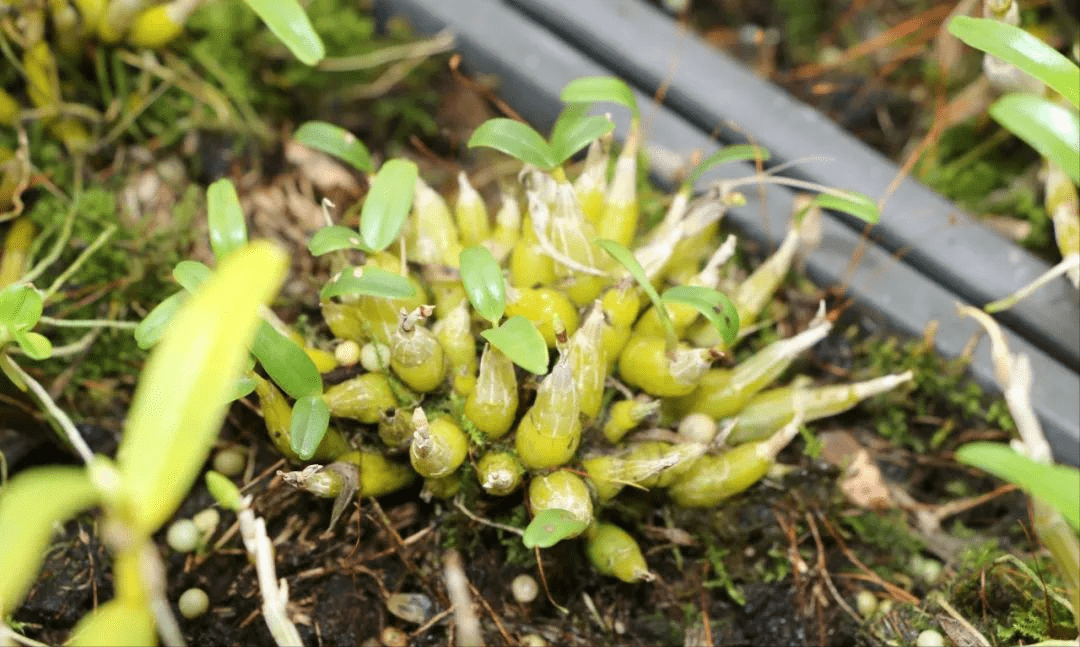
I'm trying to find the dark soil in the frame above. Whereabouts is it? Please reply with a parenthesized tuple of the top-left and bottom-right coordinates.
(1, 4, 1064, 647)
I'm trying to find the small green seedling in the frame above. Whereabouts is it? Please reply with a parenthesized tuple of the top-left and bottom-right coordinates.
(0, 242, 287, 645)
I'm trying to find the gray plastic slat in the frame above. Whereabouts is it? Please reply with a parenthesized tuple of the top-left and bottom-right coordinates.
(374, 0, 1080, 465)
(507, 0, 1080, 372)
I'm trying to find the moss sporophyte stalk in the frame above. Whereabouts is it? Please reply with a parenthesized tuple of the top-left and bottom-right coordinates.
(249, 76, 909, 582)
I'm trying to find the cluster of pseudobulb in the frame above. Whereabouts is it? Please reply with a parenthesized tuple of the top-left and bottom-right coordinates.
(273, 132, 912, 583)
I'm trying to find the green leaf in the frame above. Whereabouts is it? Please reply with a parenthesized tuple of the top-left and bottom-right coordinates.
(811, 190, 881, 224)
(173, 260, 213, 293)
(948, 16, 1080, 108)
(320, 265, 417, 300)
(309, 225, 370, 256)
(467, 118, 557, 169)
(205, 471, 243, 512)
(522, 508, 590, 549)
(0, 466, 99, 617)
(252, 322, 322, 399)
(289, 395, 330, 461)
(206, 179, 248, 261)
(13, 330, 51, 360)
(662, 285, 740, 347)
(549, 106, 615, 166)
(596, 238, 677, 350)
(481, 315, 549, 375)
(229, 374, 257, 401)
(688, 145, 771, 185)
(68, 597, 156, 647)
(240, 0, 325, 66)
(134, 291, 185, 350)
(560, 76, 641, 122)
(956, 442, 1080, 531)
(459, 245, 506, 324)
(361, 159, 418, 252)
(118, 241, 288, 534)
(0, 284, 43, 330)
(293, 121, 371, 171)
(990, 94, 1080, 186)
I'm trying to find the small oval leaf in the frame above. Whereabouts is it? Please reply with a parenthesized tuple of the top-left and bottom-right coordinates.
(460, 245, 506, 324)
(309, 225, 370, 256)
(135, 291, 186, 350)
(320, 265, 417, 300)
(206, 179, 248, 261)
(173, 260, 213, 293)
(14, 330, 51, 360)
(241, 0, 325, 66)
(522, 508, 590, 549)
(811, 191, 881, 225)
(480, 315, 549, 375)
(549, 108, 615, 166)
(361, 159, 418, 252)
(661, 285, 740, 347)
(205, 471, 243, 511)
(251, 322, 323, 399)
(289, 395, 330, 461)
(293, 121, 372, 172)
(990, 94, 1080, 185)
(688, 145, 771, 185)
(560, 76, 640, 122)
(467, 118, 557, 169)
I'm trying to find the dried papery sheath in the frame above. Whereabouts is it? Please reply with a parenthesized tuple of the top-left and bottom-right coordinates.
(528, 470, 594, 530)
(575, 134, 611, 226)
(598, 130, 640, 247)
(486, 186, 522, 262)
(464, 343, 519, 440)
(729, 371, 914, 444)
(548, 181, 608, 306)
(583, 441, 705, 502)
(618, 336, 717, 397)
(322, 372, 397, 424)
(454, 171, 490, 246)
(621, 441, 707, 488)
(515, 353, 581, 469)
(567, 306, 608, 421)
(672, 313, 832, 419)
(602, 396, 660, 444)
(732, 228, 799, 330)
(432, 301, 478, 396)
(585, 522, 654, 583)
(476, 451, 525, 496)
(668, 411, 805, 507)
(390, 306, 447, 393)
(405, 177, 463, 267)
(409, 408, 468, 479)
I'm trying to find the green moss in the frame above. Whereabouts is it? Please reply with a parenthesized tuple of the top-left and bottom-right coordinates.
(855, 333, 1015, 453)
